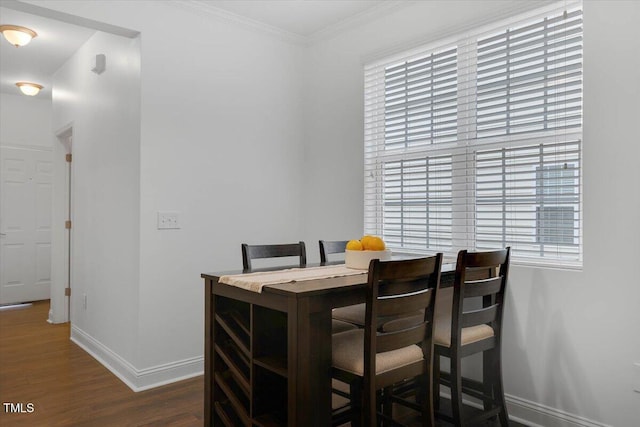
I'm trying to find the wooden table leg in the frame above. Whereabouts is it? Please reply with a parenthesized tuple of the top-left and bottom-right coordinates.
(288, 296, 332, 426)
(204, 279, 214, 426)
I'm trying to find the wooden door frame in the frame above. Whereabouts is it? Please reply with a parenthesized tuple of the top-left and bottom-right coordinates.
(51, 124, 73, 323)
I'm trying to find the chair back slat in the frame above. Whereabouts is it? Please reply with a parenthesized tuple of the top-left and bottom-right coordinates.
(463, 276, 502, 298)
(462, 304, 498, 328)
(465, 266, 497, 281)
(319, 240, 349, 264)
(464, 250, 508, 268)
(378, 277, 429, 297)
(377, 288, 433, 318)
(377, 256, 440, 281)
(241, 242, 306, 271)
(376, 323, 428, 353)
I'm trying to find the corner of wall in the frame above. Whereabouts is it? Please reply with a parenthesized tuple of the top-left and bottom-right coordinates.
(70, 325, 202, 391)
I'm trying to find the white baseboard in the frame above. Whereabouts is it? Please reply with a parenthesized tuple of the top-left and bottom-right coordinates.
(70, 325, 203, 392)
(506, 394, 611, 427)
(439, 392, 610, 427)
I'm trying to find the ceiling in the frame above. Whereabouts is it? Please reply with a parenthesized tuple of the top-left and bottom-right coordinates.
(200, 0, 388, 37)
(0, 0, 391, 99)
(0, 6, 95, 98)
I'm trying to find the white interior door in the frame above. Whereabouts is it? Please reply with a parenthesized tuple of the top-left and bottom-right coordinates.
(0, 146, 53, 305)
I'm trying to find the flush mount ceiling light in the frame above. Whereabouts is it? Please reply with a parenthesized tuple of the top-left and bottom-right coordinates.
(0, 25, 37, 47)
(16, 82, 43, 96)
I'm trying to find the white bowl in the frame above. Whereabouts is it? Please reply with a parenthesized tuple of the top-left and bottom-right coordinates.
(345, 249, 392, 270)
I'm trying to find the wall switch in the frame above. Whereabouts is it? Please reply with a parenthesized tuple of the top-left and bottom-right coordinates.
(634, 362, 640, 393)
(157, 212, 180, 229)
(83, 293, 87, 310)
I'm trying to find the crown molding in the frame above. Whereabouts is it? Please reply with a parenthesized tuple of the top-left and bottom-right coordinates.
(361, 0, 559, 65)
(168, 0, 307, 45)
(307, 0, 410, 44)
(167, 0, 412, 46)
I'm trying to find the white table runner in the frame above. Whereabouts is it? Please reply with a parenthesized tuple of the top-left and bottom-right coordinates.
(219, 264, 367, 293)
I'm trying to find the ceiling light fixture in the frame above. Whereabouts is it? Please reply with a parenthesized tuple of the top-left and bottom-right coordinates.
(0, 25, 37, 47)
(16, 82, 43, 96)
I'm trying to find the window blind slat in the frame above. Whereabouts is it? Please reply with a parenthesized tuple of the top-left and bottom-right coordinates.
(477, 35, 582, 70)
(478, 12, 583, 51)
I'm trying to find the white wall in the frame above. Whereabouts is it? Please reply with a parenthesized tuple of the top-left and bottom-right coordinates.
(0, 93, 52, 148)
(132, 3, 305, 372)
(51, 30, 141, 366)
(302, 1, 640, 426)
(35, 0, 305, 388)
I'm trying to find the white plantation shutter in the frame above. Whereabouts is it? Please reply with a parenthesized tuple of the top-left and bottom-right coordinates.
(475, 9, 583, 138)
(475, 140, 581, 262)
(382, 154, 453, 252)
(364, 2, 583, 267)
(384, 47, 459, 149)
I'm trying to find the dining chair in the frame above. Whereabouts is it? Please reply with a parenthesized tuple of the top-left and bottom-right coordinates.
(332, 254, 443, 427)
(240, 241, 355, 335)
(433, 247, 511, 426)
(319, 240, 350, 264)
(241, 241, 306, 271)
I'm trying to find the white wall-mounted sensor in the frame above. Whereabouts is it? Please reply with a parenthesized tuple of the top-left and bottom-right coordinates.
(92, 54, 106, 74)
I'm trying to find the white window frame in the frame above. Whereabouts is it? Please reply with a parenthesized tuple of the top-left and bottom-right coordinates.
(364, 2, 583, 269)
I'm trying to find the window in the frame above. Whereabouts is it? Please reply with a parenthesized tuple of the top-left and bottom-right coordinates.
(364, 3, 583, 267)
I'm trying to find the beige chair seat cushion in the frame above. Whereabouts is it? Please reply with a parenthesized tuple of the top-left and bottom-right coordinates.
(433, 287, 494, 347)
(332, 329, 424, 376)
(332, 304, 367, 326)
(332, 319, 358, 334)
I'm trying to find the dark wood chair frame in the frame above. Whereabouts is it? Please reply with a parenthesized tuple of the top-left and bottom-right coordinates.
(241, 241, 306, 272)
(319, 240, 350, 264)
(434, 247, 511, 426)
(333, 254, 443, 427)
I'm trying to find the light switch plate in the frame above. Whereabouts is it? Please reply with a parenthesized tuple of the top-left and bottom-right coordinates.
(634, 362, 640, 393)
(157, 211, 180, 229)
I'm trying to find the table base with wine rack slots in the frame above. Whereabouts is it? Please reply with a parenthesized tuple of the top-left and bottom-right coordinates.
(202, 261, 473, 427)
(202, 264, 370, 427)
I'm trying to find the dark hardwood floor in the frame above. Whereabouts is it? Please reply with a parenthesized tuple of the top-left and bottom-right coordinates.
(0, 301, 202, 427)
(0, 301, 524, 426)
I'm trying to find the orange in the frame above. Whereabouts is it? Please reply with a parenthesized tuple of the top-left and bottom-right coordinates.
(365, 236, 386, 251)
(360, 235, 374, 250)
(360, 235, 385, 251)
(346, 239, 364, 251)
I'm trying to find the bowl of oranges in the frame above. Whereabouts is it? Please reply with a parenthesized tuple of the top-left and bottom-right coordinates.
(345, 235, 391, 269)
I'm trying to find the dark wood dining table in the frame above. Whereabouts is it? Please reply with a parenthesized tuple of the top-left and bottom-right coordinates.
(202, 260, 460, 427)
